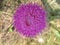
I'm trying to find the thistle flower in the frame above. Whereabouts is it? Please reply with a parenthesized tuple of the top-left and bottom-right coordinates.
(13, 3, 47, 37)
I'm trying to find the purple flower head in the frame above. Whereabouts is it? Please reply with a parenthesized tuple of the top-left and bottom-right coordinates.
(13, 3, 47, 37)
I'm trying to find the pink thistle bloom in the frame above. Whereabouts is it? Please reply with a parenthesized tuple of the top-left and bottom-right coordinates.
(13, 3, 47, 37)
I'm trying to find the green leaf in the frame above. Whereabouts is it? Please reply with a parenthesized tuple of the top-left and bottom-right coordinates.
(9, 26, 13, 32)
(55, 30, 60, 38)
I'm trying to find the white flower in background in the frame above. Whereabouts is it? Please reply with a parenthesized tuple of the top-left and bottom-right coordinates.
(57, 25, 60, 28)
(38, 37, 44, 43)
